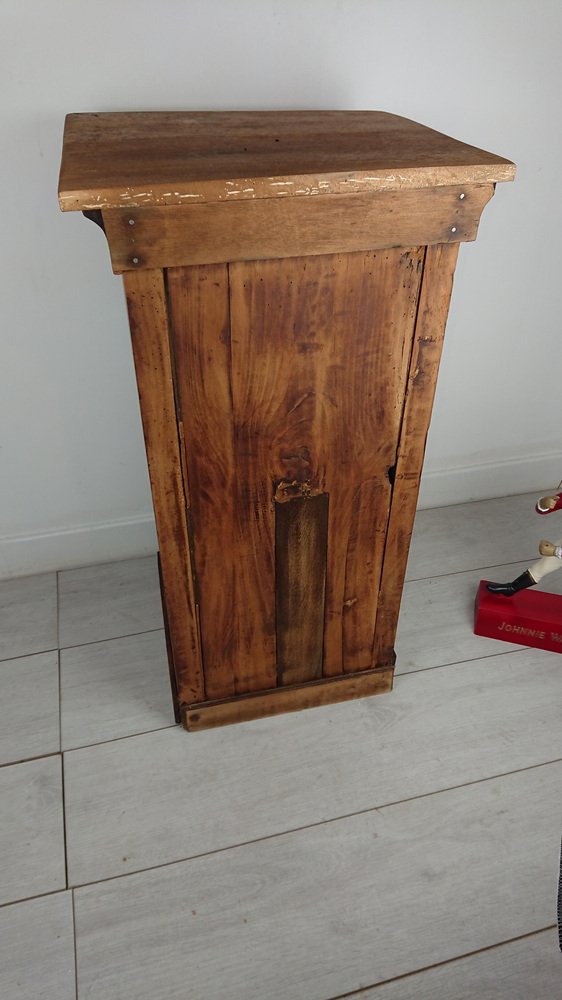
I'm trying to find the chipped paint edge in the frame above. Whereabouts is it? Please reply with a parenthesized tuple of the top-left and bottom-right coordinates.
(58, 163, 516, 212)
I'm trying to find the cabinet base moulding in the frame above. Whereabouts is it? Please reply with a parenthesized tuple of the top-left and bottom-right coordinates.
(475, 581, 562, 654)
(181, 665, 395, 731)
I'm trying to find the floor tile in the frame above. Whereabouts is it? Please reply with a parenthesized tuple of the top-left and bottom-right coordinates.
(0, 892, 75, 1000)
(406, 492, 549, 580)
(58, 556, 163, 648)
(64, 648, 562, 885)
(346, 928, 560, 999)
(0, 651, 60, 765)
(73, 762, 561, 1000)
(0, 756, 66, 905)
(396, 558, 562, 673)
(0, 572, 57, 661)
(60, 630, 174, 750)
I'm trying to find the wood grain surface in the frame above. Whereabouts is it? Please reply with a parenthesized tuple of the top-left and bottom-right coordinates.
(123, 270, 204, 705)
(275, 493, 329, 685)
(59, 110, 514, 211)
(183, 667, 392, 731)
(235, 251, 422, 683)
(167, 264, 277, 698)
(101, 185, 493, 272)
(373, 243, 459, 669)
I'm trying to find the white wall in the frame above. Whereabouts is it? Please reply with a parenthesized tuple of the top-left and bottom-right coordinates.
(1, 0, 561, 578)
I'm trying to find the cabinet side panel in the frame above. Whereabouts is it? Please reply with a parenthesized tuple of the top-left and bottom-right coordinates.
(373, 242, 460, 668)
(123, 269, 205, 706)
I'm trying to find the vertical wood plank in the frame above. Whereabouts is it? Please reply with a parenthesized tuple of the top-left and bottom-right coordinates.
(166, 265, 240, 701)
(157, 553, 180, 723)
(317, 250, 424, 675)
(373, 242, 460, 669)
(275, 493, 329, 686)
(341, 479, 389, 671)
(123, 269, 204, 706)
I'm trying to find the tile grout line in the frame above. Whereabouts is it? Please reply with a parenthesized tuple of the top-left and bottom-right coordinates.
(55, 569, 61, 651)
(71, 889, 79, 1000)
(0, 626, 165, 667)
(0, 724, 178, 769)
(325, 924, 558, 999)
(68, 756, 562, 895)
(394, 644, 530, 679)
(57, 588, 71, 890)
(0, 749, 66, 771)
(61, 723, 177, 756)
(404, 555, 542, 585)
(61, 749, 70, 891)
(59, 625, 164, 655)
(0, 646, 59, 665)
(417, 489, 543, 515)
(0, 886, 69, 911)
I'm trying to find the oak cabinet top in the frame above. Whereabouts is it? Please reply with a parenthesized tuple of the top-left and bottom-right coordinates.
(58, 110, 515, 212)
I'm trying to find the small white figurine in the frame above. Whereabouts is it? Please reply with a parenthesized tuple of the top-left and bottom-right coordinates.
(487, 484, 562, 597)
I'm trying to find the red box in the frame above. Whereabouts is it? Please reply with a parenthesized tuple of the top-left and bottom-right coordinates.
(475, 581, 562, 653)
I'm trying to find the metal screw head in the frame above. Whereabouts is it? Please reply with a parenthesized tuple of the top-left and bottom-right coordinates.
(451, 226, 457, 233)
(132, 257, 140, 264)
(128, 218, 135, 225)
(459, 193, 466, 200)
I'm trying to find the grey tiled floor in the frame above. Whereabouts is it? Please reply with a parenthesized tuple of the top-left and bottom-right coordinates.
(1, 499, 561, 999)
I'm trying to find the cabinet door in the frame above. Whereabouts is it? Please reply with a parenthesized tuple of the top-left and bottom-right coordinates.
(168, 249, 424, 699)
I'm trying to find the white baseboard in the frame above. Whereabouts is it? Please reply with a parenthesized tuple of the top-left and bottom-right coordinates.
(1, 453, 558, 579)
(418, 452, 560, 510)
(0, 514, 157, 580)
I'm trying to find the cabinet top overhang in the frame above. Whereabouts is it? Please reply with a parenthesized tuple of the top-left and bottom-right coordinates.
(58, 110, 515, 212)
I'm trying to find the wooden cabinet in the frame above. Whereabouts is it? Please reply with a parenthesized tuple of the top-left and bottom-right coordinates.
(59, 111, 514, 730)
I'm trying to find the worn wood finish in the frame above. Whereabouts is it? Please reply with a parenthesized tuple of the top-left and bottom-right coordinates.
(275, 493, 329, 686)
(59, 110, 515, 211)
(320, 249, 423, 675)
(167, 264, 277, 698)
(228, 250, 424, 683)
(165, 265, 239, 700)
(373, 243, 459, 669)
(168, 251, 421, 702)
(183, 668, 393, 731)
(123, 270, 204, 705)
(101, 185, 493, 272)
(342, 479, 391, 672)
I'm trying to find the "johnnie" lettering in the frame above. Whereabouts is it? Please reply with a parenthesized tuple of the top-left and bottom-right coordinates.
(498, 621, 546, 639)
